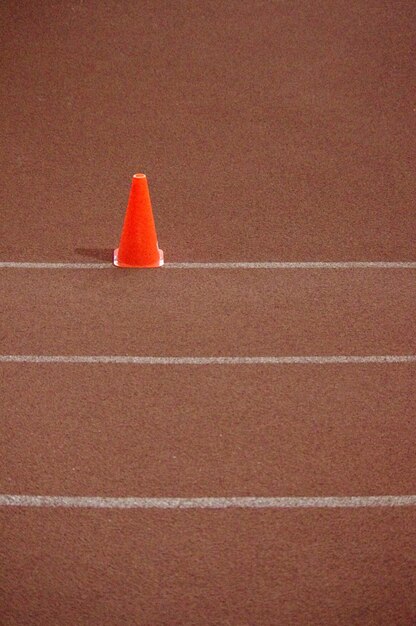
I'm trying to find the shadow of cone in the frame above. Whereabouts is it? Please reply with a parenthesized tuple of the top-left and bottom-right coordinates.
(113, 173, 164, 268)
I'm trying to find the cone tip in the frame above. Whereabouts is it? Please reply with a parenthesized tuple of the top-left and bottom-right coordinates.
(133, 173, 146, 179)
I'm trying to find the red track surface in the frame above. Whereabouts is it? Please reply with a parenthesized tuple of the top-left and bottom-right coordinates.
(1, 1, 415, 624)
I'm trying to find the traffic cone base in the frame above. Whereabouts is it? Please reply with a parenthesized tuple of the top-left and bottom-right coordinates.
(113, 173, 164, 269)
(113, 246, 164, 268)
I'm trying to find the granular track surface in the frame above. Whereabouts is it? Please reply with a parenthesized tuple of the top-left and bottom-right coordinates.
(1, 1, 415, 624)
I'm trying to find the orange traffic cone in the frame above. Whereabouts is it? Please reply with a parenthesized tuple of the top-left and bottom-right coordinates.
(113, 173, 164, 268)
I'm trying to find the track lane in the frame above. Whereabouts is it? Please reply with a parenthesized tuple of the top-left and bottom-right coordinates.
(2, 364, 414, 497)
(1, 269, 415, 356)
(1, 508, 415, 625)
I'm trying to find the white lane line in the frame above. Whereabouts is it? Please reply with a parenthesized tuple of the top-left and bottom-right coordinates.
(1, 494, 415, 509)
(0, 355, 415, 365)
(165, 262, 416, 269)
(0, 261, 416, 270)
(0, 262, 110, 269)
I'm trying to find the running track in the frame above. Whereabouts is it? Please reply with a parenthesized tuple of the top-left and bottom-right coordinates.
(1, 1, 415, 624)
